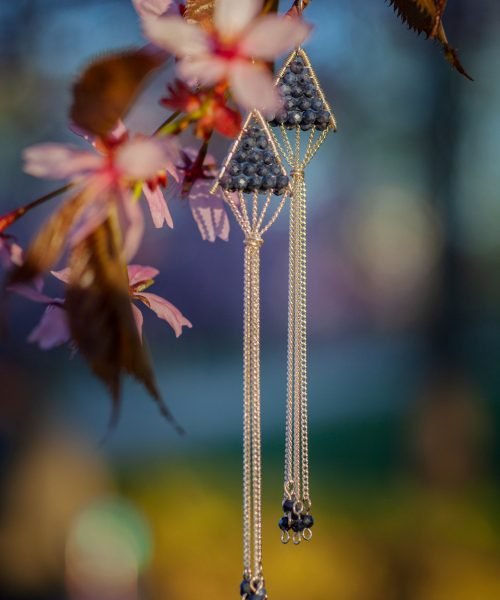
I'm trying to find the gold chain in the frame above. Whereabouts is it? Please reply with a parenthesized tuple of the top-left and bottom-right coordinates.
(224, 185, 288, 589)
(280, 125, 329, 526)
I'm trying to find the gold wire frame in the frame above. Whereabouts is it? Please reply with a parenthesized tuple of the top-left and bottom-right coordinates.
(270, 47, 337, 171)
(276, 47, 337, 131)
(211, 109, 291, 240)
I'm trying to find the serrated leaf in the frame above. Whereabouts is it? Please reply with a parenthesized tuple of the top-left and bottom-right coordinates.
(70, 48, 164, 138)
(9, 191, 88, 284)
(389, 0, 472, 80)
(66, 212, 182, 433)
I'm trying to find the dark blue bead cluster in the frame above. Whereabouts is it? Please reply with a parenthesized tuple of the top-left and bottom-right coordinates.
(220, 122, 289, 195)
(269, 55, 331, 131)
(278, 497, 314, 534)
(240, 580, 267, 600)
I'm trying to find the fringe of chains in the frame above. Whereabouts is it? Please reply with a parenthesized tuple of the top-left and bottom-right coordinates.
(284, 167, 311, 512)
(242, 235, 265, 590)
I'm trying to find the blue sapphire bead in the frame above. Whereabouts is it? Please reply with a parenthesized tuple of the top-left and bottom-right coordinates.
(242, 137, 256, 150)
(292, 518, 306, 532)
(249, 589, 267, 600)
(240, 579, 252, 596)
(276, 175, 289, 189)
(311, 98, 324, 111)
(298, 98, 312, 111)
(243, 163, 256, 176)
(262, 151, 274, 165)
(261, 175, 277, 190)
(290, 59, 304, 74)
(228, 162, 240, 175)
(248, 150, 262, 163)
(302, 110, 317, 125)
(233, 176, 247, 190)
(302, 514, 314, 528)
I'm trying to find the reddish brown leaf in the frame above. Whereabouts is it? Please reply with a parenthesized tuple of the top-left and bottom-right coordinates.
(66, 213, 183, 433)
(9, 191, 88, 284)
(389, 0, 473, 80)
(70, 48, 164, 138)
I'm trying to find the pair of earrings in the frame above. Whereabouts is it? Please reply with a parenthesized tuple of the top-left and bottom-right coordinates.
(212, 46, 336, 600)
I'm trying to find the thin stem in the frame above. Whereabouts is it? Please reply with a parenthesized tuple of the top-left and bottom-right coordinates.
(0, 182, 74, 232)
(153, 110, 181, 135)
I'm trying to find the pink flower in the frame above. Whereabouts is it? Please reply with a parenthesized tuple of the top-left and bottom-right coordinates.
(169, 148, 230, 242)
(8, 282, 71, 350)
(10, 265, 192, 350)
(128, 264, 192, 339)
(143, 0, 312, 114)
(108, 122, 177, 230)
(23, 132, 179, 260)
(0, 234, 23, 269)
(54, 264, 192, 340)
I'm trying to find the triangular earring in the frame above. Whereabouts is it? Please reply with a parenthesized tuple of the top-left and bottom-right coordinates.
(268, 47, 337, 545)
(212, 109, 291, 600)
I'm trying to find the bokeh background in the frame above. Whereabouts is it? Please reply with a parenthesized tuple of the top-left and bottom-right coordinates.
(1, 1, 500, 599)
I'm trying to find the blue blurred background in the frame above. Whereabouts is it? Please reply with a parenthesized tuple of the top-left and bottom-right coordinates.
(1, 1, 500, 599)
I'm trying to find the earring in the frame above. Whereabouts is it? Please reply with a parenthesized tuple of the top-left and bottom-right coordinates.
(212, 109, 291, 600)
(268, 47, 337, 545)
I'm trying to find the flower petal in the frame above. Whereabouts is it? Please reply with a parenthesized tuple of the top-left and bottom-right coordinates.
(69, 195, 110, 249)
(143, 16, 211, 56)
(143, 186, 174, 229)
(178, 56, 228, 88)
(229, 61, 281, 115)
(188, 180, 230, 242)
(0, 236, 23, 269)
(28, 305, 71, 350)
(51, 267, 71, 284)
(138, 291, 192, 337)
(128, 264, 160, 287)
(214, 0, 262, 38)
(109, 120, 129, 141)
(133, 0, 173, 18)
(240, 15, 312, 60)
(8, 283, 54, 304)
(120, 193, 145, 262)
(115, 137, 178, 181)
(131, 303, 145, 341)
(23, 144, 103, 180)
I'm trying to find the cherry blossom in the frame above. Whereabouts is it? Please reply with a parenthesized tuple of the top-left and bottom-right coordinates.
(10, 264, 191, 350)
(23, 133, 179, 260)
(162, 80, 241, 140)
(143, 0, 312, 113)
(128, 264, 193, 339)
(96, 122, 176, 230)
